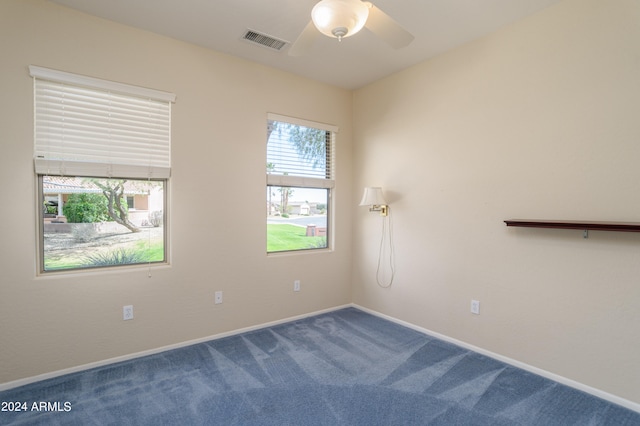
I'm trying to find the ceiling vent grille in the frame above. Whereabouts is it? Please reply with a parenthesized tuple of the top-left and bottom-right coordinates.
(242, 29, 288, 51)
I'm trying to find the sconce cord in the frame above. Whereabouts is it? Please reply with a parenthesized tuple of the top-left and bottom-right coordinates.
(376, 210, 395, 288)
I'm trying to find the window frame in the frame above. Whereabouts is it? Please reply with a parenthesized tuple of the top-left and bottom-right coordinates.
(267, 185, 332, 253)
(31, 66, 174, 274)
(266, 113, 337, 254)
(36, 175, 169, 274)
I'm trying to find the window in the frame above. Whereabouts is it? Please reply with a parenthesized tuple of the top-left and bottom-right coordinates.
(266, 113, 337, 253)
(30, 66, 175, 273)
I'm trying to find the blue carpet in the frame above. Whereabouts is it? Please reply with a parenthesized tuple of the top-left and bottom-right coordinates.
(1, 308, 639, 425)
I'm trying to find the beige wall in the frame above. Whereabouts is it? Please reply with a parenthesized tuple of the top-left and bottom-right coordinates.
(353, 0, 640, 404)
(0, 0, 352, 383)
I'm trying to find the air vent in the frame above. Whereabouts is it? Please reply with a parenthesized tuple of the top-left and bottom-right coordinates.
(242, 29, 288, 51)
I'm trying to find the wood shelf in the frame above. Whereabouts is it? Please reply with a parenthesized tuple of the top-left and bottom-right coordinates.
(504, 219, 640, 236)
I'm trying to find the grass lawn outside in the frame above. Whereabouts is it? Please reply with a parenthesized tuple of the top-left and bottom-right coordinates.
(45, 223, 322, 269)
(267, 224, 326, 252)
(43, 226, 164, 271)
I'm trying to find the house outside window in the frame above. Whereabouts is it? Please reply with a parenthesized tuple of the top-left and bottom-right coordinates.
(30, 66, 175, 273)
(266, 113, 337, 253)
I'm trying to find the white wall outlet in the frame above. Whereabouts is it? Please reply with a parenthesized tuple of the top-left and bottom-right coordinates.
(123, 305, 134, 320)
(471, 300, 480, 315)
(294, 280, 301, 292)
(214, 291, 223, 304)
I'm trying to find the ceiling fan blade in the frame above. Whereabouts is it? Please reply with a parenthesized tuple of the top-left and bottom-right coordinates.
(364, 4, 414, 49)
(288, 20, 319, 57)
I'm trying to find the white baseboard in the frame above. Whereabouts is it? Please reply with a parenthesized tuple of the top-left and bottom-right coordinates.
(0, 304, 351, 392)
(352, 303, 640, 414)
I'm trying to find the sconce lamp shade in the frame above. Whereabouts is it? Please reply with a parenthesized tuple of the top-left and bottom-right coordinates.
(311, 0, 370, 41)
(359, 187, 386, 206)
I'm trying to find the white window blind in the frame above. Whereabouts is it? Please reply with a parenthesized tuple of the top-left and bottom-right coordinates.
(30, 66, 176, 179)
(266, 113, 337, 188)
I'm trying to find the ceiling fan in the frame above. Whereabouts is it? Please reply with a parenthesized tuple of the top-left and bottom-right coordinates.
(289, 0, 414, 56)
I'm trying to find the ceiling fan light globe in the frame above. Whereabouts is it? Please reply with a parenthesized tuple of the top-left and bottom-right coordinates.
(311, 0, 369, 40)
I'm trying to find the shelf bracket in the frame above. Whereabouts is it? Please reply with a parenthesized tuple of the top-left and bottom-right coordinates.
(583, 229, 589, 239)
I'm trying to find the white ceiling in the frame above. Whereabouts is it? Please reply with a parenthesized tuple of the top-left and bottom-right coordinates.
(51, 0, 562, 90)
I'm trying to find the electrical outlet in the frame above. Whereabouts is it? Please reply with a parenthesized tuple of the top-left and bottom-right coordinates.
(294, 280, 301, 292)
(471, 300, 480, 315)
(123, 305, 134, 320)
(215, 291, 223, 304)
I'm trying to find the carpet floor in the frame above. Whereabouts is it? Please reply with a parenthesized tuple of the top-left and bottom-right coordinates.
(1, 307, 639, 425)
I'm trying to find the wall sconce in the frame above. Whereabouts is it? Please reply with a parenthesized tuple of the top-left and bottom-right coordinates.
(359, 187, 388, 216)
(359, 186, 394, 287)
